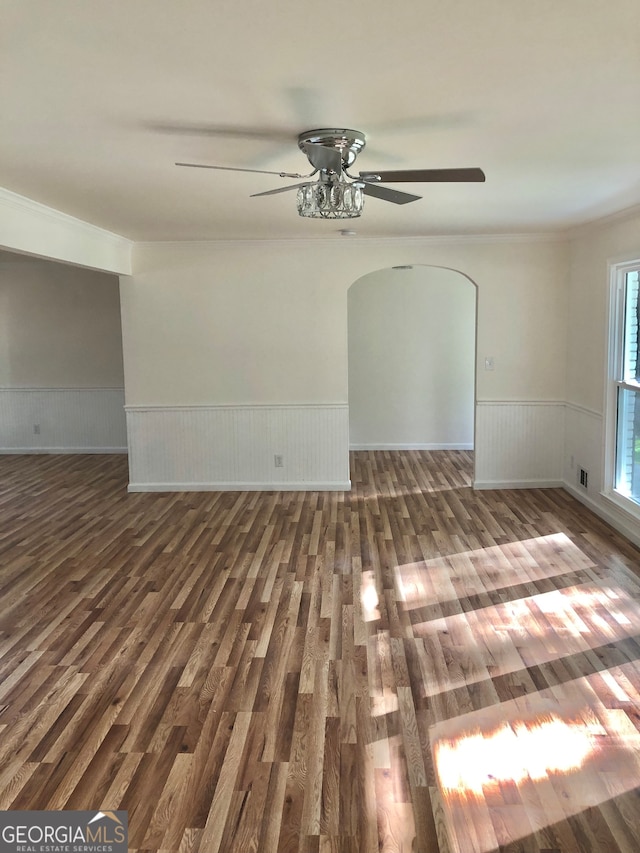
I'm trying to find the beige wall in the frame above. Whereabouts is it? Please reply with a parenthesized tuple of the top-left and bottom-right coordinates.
(124, 237, 568, 406)
(563, 209, 640, 537)
(121, 237, 568, 489)
(0, 256, 124, 388)
(567, 210, 640, 413)
(348, 265, 476, 447)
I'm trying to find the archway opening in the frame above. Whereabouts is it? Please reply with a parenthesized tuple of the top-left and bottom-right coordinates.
(347, 263, 477, 481)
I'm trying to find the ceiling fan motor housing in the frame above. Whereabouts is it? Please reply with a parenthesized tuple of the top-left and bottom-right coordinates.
(297, 128, 367, 170)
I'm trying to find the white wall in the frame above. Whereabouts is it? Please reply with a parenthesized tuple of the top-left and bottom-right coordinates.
(0, 256, 127, 452)
(564, 207, 640, 544)
(348, 266, 475, 449)
(122, 237, 568, 490)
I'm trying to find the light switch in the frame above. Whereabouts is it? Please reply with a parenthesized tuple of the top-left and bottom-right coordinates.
(484, 356, 495, 370)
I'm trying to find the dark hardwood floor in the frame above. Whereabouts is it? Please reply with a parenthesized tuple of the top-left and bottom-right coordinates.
(2, 450, 640, 852)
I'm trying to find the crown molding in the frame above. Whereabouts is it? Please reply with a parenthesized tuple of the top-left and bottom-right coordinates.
(0, 186, 133, 274)
(564, 202, 640, 239)
(0, 187, 131, 248)
(135, 231, 564, 251)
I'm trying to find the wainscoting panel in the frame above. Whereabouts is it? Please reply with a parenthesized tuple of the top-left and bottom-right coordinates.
(0, 388, 127, 452)
(563, 403, 603, 494)
(560, 404, 640, 548)
(125, 404, 351, 491)
(474, 401, 564, 488)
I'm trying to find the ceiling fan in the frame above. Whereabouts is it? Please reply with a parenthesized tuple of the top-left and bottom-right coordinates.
(176, 128, 485, 219)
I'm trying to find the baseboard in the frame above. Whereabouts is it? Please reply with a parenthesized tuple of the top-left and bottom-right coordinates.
(0, 446, 128, 455)
(350, 443, 474, 451)
(562, 481, 640, 548)
(474, 479, 563, 490)
(128, 480, 352, 493)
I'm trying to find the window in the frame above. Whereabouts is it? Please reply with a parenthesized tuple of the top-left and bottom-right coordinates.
(606, 260, 640, 513)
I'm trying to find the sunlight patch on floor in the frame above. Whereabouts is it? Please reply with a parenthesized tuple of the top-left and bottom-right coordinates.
(360, 571, 380, 622)
(435, 713, 597, 793)
(394, 532, 594, 609)
(431, 670, 640, 853)
(408, 580, 640, 700)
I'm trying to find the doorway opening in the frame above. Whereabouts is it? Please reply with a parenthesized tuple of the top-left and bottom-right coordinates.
(347, 264, 477, 483)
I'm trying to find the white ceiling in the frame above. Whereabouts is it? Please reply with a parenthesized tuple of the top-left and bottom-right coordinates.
(2, 0, 640, 242)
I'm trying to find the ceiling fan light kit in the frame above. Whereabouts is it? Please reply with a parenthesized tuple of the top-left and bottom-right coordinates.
(176, 127, 485, 221)
(296, 177, 364, 219)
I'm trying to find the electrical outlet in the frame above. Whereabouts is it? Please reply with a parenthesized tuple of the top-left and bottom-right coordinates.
(274, 454, 283, 468)
(33, 424, 41, 435)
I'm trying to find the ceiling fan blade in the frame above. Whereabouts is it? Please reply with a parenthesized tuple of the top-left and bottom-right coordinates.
(362, 183, 421, 205)
(250, 182, 310, 198)
(302, 142, 343, 173)
(175, 162, 306, 178)
(360, 167, 486, 183)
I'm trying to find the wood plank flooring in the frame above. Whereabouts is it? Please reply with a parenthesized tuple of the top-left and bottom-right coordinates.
(2, 451, 640, 852)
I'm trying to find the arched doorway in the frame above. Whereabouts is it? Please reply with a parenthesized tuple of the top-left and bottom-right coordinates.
(347, 264, 477, 474)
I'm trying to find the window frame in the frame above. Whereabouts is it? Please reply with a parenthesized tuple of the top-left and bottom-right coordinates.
(604, 256, 640, 519)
